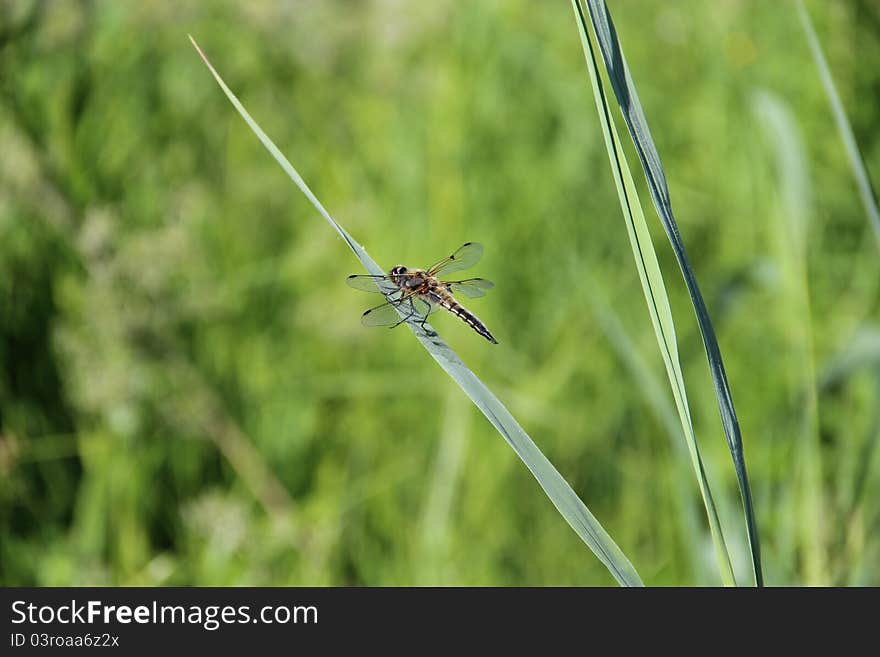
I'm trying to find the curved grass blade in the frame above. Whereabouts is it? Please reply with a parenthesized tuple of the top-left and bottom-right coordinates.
(569, 2, 735, 586)
(573, 0, 762, 586)
(189, 35, 643, 586)
(796, 0, 880, 251)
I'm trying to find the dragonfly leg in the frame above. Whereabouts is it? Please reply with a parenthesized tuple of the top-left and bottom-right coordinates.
(389, 297, 418, 329)
(416, 303, 439, 337)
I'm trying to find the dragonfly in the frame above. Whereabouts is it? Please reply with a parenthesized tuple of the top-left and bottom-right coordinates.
(346, 242, 498, 344)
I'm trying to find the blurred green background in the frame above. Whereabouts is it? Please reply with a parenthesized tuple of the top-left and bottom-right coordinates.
(1, 0, 878, 586)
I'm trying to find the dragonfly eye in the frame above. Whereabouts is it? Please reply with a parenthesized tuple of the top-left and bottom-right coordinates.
(391, 266, 407, 276)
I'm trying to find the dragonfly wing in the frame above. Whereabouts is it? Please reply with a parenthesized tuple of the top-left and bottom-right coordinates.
(361, 295, 430, 327)
(428, 242, 483, 277)
(346, 274, 399, 295)
(361, 300, 405, 326)
(446, 278, 494, 299)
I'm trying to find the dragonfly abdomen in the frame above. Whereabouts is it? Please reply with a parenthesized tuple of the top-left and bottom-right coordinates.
(432, 291, 498, 344)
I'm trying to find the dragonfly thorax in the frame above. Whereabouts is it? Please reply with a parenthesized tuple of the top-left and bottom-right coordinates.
(390, 266, 428, 290)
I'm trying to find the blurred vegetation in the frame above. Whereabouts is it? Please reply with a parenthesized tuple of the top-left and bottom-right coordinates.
(1, 0, 878, 586)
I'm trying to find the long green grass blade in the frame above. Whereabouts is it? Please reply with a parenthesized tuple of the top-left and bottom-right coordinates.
(797, 0, 880, 251)
(569, 2, 735, 586)
(573, 0, 762, 586)
(189, 35, 643, 586)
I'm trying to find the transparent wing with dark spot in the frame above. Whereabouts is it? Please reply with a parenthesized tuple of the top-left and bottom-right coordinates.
(427, 242, 483, 277)
(346, 274, 399, 295)
(361, 295, 431, 327)
(446, 278, 494, 299)
(361, 301, 405, 326)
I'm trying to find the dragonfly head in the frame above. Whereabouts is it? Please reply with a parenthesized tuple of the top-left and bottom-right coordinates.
(389, 265, 408, 285)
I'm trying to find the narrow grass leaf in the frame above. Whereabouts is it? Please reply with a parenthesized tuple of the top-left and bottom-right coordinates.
(797, 0, 880, 251)
(189, 36, 643, 586)
(569, 2, 735, 586)
(574, 0, 762, 586)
